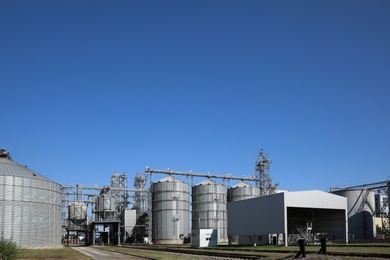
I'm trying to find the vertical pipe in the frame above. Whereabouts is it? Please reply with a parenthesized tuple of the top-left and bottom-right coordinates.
(283, 193, 288, 247)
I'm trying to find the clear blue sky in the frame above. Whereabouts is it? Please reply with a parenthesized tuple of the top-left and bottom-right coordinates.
(1, 0, 389, 191)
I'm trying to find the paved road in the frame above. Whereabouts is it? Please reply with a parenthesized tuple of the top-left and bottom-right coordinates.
(72, 246, 147, 260)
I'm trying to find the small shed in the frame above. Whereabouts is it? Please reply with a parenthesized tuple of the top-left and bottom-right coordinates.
(192, 229, 218, 247)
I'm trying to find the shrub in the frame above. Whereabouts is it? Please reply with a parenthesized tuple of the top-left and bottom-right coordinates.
(0, 238, 19, 260)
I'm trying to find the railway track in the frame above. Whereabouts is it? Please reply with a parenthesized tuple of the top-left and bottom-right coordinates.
(121, 245, 263, 259)
(97, 244, 390, 259)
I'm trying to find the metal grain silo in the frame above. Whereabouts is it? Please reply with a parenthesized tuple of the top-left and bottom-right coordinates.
(227, 181, 259, 202)
(152, 176, 190, 244)
(95, 194, 118, 221)
(333, 189, 376, 240)
(68, 202, 87, 223)
(192, 179, 228, 243)
(0, 149, 62, 247)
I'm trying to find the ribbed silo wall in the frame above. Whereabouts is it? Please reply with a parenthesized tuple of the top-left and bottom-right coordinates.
(227, 182, 260, 202)
(333, 189, 375, 240)
(0, 176, 62, 247)
(192, 180, 228, 243)
(152, 177, 190, 244)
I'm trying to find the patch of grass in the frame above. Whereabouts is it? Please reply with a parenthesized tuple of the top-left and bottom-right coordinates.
(17, 247, 91, 259)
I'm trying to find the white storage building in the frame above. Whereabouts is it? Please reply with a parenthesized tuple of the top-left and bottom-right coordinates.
(228, 190, 348, 246)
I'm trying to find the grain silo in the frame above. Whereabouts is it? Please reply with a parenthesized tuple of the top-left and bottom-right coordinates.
(152, 176, 190, 244)
(192, 179, 228, 243)
(333, 189, 376, 240)
(68, 202, 87, 224)
(0, 149, 62, 247)
(95, 193, 118, 221)
(227, 181, 259, 202)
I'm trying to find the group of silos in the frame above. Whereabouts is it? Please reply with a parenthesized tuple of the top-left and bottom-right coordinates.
(68, 193, 117, 224)
(151, 176, 259, 244)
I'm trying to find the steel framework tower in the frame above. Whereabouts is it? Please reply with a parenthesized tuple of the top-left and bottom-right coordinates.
(255, 149, 278, 196)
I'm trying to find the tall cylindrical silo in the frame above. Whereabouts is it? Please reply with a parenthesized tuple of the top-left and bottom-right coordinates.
(333, 189, 376, 240)
(192, 179, 228, 243)
(0, 149, 62, 247)
(227, 181, 259, 202)
(152, 176, 190, 244)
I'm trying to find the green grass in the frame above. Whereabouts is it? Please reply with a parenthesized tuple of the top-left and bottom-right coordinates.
(17, 247, 91, 259)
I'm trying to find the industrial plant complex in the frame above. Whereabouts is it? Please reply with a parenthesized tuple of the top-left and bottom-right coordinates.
(0, 148, 389, 248)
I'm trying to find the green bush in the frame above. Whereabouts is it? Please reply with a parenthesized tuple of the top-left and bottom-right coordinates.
(0, 238, 19, 260)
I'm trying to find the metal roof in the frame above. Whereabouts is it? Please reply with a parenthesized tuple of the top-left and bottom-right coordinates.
(196, 178, 221, 186)
(284, 190, 347, 209)
(0, 156, 53, 182)
(155, 175, 185, 183)
(231, 181, 255, 188)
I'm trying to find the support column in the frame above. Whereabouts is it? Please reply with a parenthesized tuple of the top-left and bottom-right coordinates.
(345, 209, 349, 245)
(284, 232, 287, 247)
(92, 225, 96, 246)
(284, 205, 288, 247)
(117, 222, 121, 246)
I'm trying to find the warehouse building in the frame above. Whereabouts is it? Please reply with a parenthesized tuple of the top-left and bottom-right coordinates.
(228, 190, 348, 246)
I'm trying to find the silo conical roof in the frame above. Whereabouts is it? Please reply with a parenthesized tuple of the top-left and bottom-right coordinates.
(155, 175, 185, 183)
(231, 181, 256, 188)
(0, 149, 54, 182)
(195, 178, 223, 186)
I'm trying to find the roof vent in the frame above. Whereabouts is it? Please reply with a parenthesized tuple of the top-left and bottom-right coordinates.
(0, 148, 12, 160)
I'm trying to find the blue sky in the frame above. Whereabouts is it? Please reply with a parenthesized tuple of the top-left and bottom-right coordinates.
(1, 0, 389, 192)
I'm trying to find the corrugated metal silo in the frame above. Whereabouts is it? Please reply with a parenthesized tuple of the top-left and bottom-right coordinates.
(192, 179, 228, 243)
(68, 202, 87, 223)
(227, 181, 259, 202)
(95, 194, 118, 221)
(0, 149, 62, 247)
(333, 189, 376, 240)
(152, 176, 190, 244)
